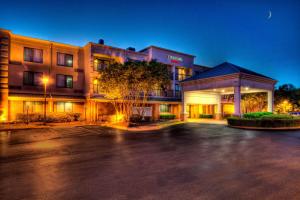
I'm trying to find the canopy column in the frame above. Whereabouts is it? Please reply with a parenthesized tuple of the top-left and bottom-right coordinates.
(181, 91, 188, 121)
(234, 86, 241, 116)
(267, 90, 274, 112)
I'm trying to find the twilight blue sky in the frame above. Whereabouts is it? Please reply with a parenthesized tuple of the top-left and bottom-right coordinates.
(1, 0, 299, 86)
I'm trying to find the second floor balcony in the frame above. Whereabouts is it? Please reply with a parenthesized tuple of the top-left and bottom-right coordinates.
(150, 90, 181, 98)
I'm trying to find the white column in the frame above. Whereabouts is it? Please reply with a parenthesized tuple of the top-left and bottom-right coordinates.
(234, 86, 241, 116)
(216, 94, 222, 119)
(181, 91, 187, 121)
(267, 90, 274, 112)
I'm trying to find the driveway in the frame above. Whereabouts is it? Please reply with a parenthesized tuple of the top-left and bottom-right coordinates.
(1, 124, 300, 199)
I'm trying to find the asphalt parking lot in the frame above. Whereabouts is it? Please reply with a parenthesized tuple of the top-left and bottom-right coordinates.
(1, 123, 300, 199)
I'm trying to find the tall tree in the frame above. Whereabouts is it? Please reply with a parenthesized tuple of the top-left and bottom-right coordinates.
(98, 60, 169, 122)
(241, 92, 267, 113)
(274, 84, 300, 113)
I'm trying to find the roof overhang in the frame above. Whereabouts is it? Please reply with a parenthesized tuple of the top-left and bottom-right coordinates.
(180, 72, 277, 92)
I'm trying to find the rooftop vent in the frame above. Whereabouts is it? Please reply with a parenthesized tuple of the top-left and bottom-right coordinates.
(127, 47, 136, 52)
(98, 39, 104, 45)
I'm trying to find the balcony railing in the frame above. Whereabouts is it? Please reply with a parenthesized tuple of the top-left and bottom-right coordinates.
(150, 90, 181, 98)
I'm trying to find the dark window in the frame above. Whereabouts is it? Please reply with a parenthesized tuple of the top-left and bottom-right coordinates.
(175, 84, 181, 97)
(57, 52, 73, 67)
(56, 74, 73, 88)
(23, 71, 43, 86)
(160, 104, 171, 113)
(175, 84, 181, 91)
(24, 47, 43, 63)
(93, 58, 109, 71)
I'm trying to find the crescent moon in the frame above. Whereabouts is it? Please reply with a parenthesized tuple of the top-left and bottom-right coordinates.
(268, 10, 272, 19)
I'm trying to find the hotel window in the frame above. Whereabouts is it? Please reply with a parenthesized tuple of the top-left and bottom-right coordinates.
(93, 79, 100, 93)
(176, 68, 186, 81)
(56, 102, 73, 112)
(175, 84, 181, 97)
(56, 74, 73, 88)
(23, 71, 43, 86)
(24, 47, 43, 63)
(93, 58, 109, 71)
(175, 84, 181, 91)
(57, 52, 73, 67)
(23, 101, 43, 113)
(160, 104, 171, 113)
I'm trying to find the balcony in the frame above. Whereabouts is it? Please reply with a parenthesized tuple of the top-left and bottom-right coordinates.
(150, 90, 181, 98)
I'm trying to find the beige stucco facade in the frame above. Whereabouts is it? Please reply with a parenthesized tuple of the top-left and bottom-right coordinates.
(0, 29, 195, 122)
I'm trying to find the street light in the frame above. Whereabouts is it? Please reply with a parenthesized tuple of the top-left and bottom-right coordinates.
(42, 76, 49, 124)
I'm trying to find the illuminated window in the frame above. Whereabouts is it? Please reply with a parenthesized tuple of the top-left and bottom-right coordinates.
(23, 71, 43, 86)
(160, 104, 171, 113)
(56, 102, 73, 112)
(175, 68, 186, 81)
(56, 74, 73, 88)
(93, 58, 109, 71)
(57, 52, 73, 67)
(23, 101, 43, 113)
(93, 79, 100, 93)
(24, 47, 43, 63)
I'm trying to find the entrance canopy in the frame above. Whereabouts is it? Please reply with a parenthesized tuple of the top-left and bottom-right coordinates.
(180, 62, 277, 118)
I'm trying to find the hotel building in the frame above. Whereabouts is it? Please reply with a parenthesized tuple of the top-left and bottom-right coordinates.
(0, 29, 209, 122)
(0, 29, 276, 122)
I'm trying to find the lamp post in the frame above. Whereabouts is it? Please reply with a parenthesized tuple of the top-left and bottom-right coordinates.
(42, 76, 49, 124)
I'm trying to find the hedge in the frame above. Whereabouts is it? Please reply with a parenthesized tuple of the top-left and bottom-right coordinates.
(227, 117, 300, 128)
(16, 112, 81, 123)
(160, 113, 176, 120)
(130, 114, 151, 123)
(199, 114, 214, 119)
(261, 114, 293, 119)
(243, 112, 273, 119)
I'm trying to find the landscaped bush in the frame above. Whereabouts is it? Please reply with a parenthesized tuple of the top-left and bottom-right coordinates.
(16, 113, 43, 122)
(261, 114, 293, 119)
(68, 113, 81, 121)
(16, 112, 81, 123)
(199, 114, 214, 119)
(243, 112, 273, 119)
(130, 114, 151, 123)
(45, 113, 73, 123)
(227, 115, 300, 128)
(160, 113, 176, 120)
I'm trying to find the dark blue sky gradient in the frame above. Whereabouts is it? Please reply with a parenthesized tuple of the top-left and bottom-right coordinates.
(1, 0, 299, 86)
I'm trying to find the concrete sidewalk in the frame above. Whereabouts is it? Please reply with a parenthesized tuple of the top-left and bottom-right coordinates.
(187, 118, 227, 125)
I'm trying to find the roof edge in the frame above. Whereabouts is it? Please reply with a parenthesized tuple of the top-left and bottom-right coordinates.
(140, 45, 196, 58)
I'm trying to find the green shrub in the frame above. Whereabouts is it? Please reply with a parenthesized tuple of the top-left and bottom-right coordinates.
(68, 113, 81, 121)
(16, 112, 81, 123)
(261, 114, 293, 120)
(227, 117, 300, 128)
(130, 114, 151, 122)
(160, 113, 176, 120)
(45, 113, 72, 123)
(243, 112, 273, 119)
(199, 114, 213, 119)
(16, 113, 43, 122)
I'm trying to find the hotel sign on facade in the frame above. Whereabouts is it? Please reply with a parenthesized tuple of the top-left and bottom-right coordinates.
(167, 55, 183, 64)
